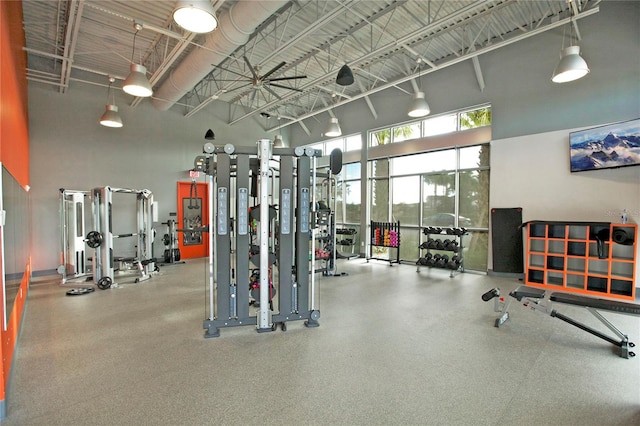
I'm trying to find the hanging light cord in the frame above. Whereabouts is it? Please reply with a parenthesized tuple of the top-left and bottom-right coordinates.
(106, 77, 116, 104)
(130, 25, 141, 64)
(106, 80, 112, 103)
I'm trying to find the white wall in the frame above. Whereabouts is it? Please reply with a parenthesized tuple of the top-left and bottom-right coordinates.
(490, 127, 640, 281)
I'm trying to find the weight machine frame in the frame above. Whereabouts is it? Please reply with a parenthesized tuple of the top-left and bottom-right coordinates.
(199, 139, 321, 337)
(90, 186, 156, 288)
(58, 188, 91, 284)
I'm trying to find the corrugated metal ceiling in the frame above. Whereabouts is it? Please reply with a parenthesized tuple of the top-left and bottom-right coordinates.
(22, 0, 600, 132)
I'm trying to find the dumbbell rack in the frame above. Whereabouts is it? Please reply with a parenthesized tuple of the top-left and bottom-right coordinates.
(416, 227, 467, 277)
(368, 221, 400, 265)
(336, 228, 358, 259)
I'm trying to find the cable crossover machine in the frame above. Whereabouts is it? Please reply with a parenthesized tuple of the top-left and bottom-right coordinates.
(194, 139, 323, 337)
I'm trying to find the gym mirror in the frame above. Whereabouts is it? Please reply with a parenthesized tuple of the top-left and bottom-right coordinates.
(2, 166, 30, 330)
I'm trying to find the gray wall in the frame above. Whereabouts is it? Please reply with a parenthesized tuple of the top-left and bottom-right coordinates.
(28, 1, 639, 274)
(28, 81, 281, 272)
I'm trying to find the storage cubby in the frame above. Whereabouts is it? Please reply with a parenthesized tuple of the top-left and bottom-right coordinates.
(525, 222, 637, 300)
(548, 225, 566, 239)
(567, 241, 586, 256)
(547, 240, 565, 255)
(610, 279, 633, 296)
(610, 261, 633, 279)
(611, 244, 634, 261)
(529, 239, 545, 253)
(527, 269, 544, 284)
(546, 256, 564, 271)
(568, 225, 588, 240)
(566, 257, 585, 273)
(588, 259, 609, 276)
(586, 276, 608, 293)
(546, 272, 564, 286)
(566, 273, 585, 290)
(529, 254, 545, 268)
(529, 223, 546, 238)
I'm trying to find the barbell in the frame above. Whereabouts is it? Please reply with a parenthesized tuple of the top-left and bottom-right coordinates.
(84, 231, 138, 248)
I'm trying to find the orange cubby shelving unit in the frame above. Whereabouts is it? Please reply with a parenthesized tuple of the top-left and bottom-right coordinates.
(525, 221, 637, 300)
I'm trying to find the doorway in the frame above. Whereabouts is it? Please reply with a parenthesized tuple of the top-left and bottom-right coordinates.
(177, 181, 209, 259)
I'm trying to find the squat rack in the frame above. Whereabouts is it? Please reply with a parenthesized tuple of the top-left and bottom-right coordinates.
(89, 186, 156, 289)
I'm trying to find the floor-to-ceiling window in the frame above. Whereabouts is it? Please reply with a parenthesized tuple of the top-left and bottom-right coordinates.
(303, 105, 491, 270)
(368, 105, 491, 271)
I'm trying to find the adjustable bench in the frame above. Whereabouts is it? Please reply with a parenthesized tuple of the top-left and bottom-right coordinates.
(482, 285, 639, 359)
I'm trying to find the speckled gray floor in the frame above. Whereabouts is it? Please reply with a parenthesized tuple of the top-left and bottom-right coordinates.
(4, 258, 640, 425)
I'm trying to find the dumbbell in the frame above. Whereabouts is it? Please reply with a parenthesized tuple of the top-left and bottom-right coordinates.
(444, 240, 459, 251)
(436, 254, 449, 268)
(425, 238, 435, 249)
(426, 253, 437, 266)
(447, 255, 461, 270)
(419, 241, 429, 250)
(441, 239, 452, 250)
(446, 228, 456, 235)
(435, 239, 445, 250)
(454, 227, 468, 236)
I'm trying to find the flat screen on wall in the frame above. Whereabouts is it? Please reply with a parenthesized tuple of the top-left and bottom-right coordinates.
(569, 118, 640, 172)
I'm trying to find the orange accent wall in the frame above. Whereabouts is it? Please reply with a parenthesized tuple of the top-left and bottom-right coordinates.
(1, 0, 30, 188)
(177, 181, 210, 259)
(0, 0, 31, 413)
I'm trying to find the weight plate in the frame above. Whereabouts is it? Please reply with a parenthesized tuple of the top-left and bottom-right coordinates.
(66, 288, 95, 296)
(97, 276, 113, 290)
(86, 231, 103, 248)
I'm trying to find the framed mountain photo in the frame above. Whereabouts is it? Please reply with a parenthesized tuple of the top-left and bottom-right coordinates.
(569, 118, 640, 172)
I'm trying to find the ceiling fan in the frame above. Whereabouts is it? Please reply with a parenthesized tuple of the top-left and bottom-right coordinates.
(213, 56, 307, 101)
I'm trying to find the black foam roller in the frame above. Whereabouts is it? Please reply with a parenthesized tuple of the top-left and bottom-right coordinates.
(612, 228, 634, 245)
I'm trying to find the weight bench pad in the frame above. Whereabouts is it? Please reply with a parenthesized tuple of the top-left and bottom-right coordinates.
(550, 292, 640, 316)
(511, 285, 546, 300)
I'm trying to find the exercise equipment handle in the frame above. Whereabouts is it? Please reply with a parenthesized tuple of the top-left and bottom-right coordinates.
(113, 233, 137, 239)
(482, 288, 500, 302)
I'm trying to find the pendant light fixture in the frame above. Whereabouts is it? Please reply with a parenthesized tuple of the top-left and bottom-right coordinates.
(336, 64, 354, 86)
(408, 59, 430, 118)
(173, 0, 218, 34)
(551, 9, 589, 83)
(273, 116, 284, 147)
(123, 22, 153, 97)
(324, 117, 342, 137)
(100, 77, 123, 128)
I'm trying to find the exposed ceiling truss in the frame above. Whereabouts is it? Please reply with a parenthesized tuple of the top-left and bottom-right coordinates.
(22, 0, 601, 133)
